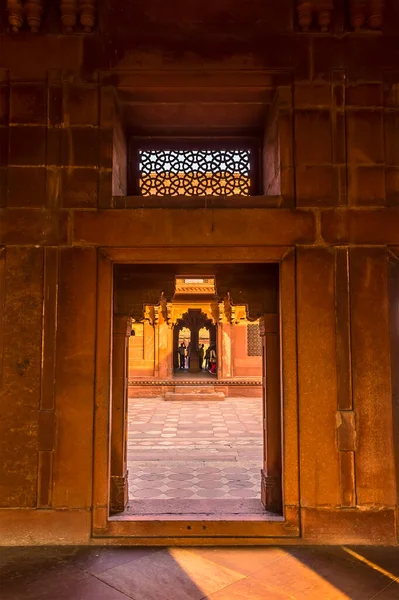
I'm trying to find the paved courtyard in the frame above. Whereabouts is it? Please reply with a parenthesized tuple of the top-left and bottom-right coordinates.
(127, 397, 263, 509)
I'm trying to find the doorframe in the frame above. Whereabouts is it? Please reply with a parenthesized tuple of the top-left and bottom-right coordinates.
(92, 246, 299, 543)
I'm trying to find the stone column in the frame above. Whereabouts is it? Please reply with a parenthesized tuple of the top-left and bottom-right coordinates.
(153, 322, 159, 378)
(188, 325, 200, 372)
(110, 314, 132, 514)
(158, 322, 173, 379)
(260, 313, 282, 514)
(220, 321, 233, 379)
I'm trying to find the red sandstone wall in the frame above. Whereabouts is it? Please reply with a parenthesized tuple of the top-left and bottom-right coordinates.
(1, 1, 399, 545)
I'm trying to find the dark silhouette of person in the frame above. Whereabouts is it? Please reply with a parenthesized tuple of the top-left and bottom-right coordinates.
(199, 344, 205, 369)
(178, 342, 186, 369)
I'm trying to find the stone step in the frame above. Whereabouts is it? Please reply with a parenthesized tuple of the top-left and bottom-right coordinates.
(174, 385, 215, 393)
(164, 388, 225, 402)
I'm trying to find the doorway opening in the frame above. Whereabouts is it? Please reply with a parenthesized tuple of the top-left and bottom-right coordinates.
(110, 262, 284, 520)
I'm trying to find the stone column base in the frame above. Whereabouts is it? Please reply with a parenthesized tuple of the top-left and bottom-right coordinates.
(261, 470, 282, 515)
(110, 472, 129, 514)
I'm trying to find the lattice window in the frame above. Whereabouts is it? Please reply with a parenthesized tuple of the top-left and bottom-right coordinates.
(247, 323, 262, 357)
(138, 149, 251, 196)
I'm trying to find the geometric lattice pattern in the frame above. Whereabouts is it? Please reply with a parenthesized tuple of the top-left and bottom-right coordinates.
(247, 323, 262, 356)
(139, 149, 251, 196)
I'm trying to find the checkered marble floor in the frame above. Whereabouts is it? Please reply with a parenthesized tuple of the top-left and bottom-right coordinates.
(127, 397, 263, 501)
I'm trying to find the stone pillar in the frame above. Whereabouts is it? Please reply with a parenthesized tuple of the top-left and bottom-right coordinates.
(220, 321, 233, 379)
(158, 322, 173, 379)
(188, 325, 200, 372)
(153, 322, 159, 378)
(173, 325, 180, 370)
(110, 314, 132, 514)
(260, 313, 282, 514)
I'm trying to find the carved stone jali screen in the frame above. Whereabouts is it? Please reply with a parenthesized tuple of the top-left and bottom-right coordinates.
(138, 149, 251, 196)
(247, 323, 263, 357)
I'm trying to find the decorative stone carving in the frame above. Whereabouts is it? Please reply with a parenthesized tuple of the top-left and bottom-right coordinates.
(296, 0, 334, 32)
(368, 0, 385, 29)
(297, 1, 313, 31)
(349, 0, 368, 29)
(79, 0, 96, 33)
(7, 0, 97, 33)
(143, 305, 156, 326)
(25, 0, 44, 32)
(159, 292, 169, 324)
(7, 0, 24, 32)
(223, 293, 232, 323)
(60, 0, 78, 32)
(315, 0, 334, 32)
(349, 0, 384, 30)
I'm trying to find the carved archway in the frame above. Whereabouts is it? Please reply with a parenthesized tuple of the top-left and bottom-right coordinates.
(174, 309, 216, 373)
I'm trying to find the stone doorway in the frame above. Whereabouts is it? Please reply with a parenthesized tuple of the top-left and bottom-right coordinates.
(111, 262, 283, 520)
(92, 247, 299, 541)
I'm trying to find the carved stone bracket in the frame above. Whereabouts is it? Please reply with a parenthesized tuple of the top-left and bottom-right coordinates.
(79, 0, 96, 33)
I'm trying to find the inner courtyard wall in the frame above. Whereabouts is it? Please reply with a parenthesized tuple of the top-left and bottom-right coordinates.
(1, 3, 399, 544)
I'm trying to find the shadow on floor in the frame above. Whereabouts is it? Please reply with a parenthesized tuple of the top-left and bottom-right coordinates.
(1, 545, 399, 599)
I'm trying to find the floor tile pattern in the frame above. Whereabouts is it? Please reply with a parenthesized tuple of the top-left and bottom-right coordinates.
(1, 545, 399, 600)
(127, 397, 263, 501)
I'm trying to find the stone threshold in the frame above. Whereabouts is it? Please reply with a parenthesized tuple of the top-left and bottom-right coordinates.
(115, 499, 282, 520)
(129, 379, 262, 386)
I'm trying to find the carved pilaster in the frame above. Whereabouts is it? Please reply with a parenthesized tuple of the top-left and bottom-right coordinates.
(7, 0, 24, 32)
(110, 472, 129, 514)
(25, 0, 44, 32)
(60, 0, 78, 33)
(79, 0, 96, 33)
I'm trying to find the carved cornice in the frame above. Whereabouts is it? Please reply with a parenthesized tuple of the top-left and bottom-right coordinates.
(7, 0, 97, 33)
